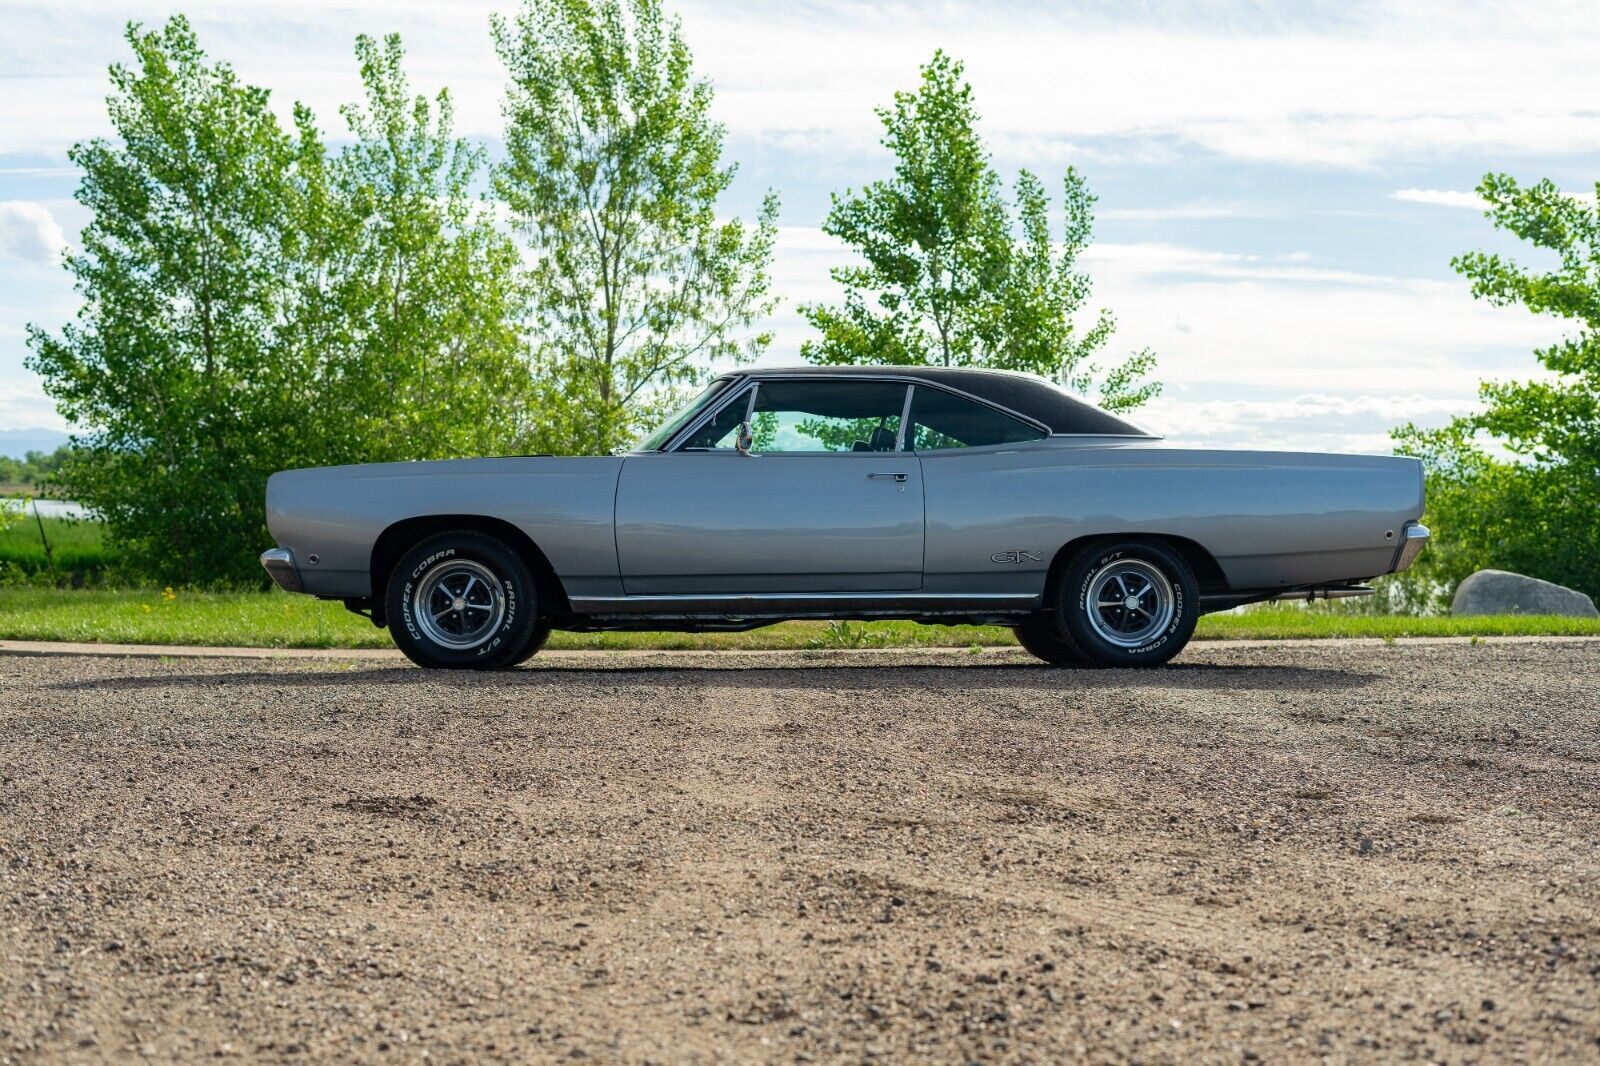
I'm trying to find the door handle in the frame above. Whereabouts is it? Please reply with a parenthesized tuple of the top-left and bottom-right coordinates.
(867, 472, 909, 482)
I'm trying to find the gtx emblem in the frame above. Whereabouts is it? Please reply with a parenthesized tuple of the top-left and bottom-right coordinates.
(991, 550, 1043, 564)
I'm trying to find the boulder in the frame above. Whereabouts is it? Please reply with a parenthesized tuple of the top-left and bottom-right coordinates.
(1451, 569, 1599, 618)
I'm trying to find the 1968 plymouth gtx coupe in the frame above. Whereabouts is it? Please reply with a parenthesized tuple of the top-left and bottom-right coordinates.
(261, 366, 1428, 669)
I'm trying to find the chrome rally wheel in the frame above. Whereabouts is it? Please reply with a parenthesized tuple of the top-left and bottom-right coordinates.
(1084, 559, 1176, 649)
(1056, 540, 1198, 668)
(412, 559, 508, 651)
(386, 531, 538, 670)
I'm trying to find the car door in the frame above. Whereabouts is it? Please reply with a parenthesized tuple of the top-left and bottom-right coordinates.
(909, 384, 1054, 596)
(615, 378, 924, 595)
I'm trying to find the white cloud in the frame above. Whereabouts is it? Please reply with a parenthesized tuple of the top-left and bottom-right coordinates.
(4, 1, 1600, 166)
(1099, 201, 1281, 222)
(1392, 186, 1597, 210)
(1392, 188, 1486, 210)
(0, 201, 65, 266)
(680, 0, 1600, 168)
(1140, 393, 1473, 454)
(1084, 243, 1552, 382)
(749, 229, 1558, 453)
(1082, 243, 1397, 286)
(0, 380, 67, 432)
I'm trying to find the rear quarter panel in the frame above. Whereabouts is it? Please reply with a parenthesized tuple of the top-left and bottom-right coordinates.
(921, 441, 1424, 595)
(265, 457, 624, 598)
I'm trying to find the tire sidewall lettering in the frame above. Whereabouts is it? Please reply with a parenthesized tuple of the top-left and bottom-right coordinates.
(1071, 546, 1191, 662)
(400, 548, 526, 661)
(475, 577, 519, 658)
(1077, 550, 1125, 612)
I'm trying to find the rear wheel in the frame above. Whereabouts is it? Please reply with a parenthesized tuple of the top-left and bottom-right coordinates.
(1011, 614, 1083, 666)
(1054, 539, 1198, 668)
(386, 531, 539, 669)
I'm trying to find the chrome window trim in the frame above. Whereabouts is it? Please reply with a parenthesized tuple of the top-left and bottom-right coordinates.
(756, 372, 1053, 436)
(632, 377, 736, 452)
(656, 370, 1160, 453)
(665, 380, 756, 452)
(904, 381, 1049, 452)
(665, 375, 915, 455)
(895, 384, 914, 452)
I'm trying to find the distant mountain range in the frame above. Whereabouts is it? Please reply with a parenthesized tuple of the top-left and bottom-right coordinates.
(0, 428, 70, 459)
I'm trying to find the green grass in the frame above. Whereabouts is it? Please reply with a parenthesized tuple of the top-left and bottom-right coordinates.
(0, 514, 107, 576)
(0, 588, 1596, 650)
(1194, 607, 1600, 640)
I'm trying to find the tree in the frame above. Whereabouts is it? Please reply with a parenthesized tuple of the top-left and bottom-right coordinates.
(313, 33, 531, 463)
(27, 19, 533, 586)
(800, 51, 1157, 411)
(1393, 174, 1600, 601)
(27, 17, 312, 585)
(0, 445, 73, 491)
(493, 0, 779, 455)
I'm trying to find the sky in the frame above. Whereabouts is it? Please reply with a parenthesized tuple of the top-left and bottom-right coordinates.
(2, 0, 1598, 454)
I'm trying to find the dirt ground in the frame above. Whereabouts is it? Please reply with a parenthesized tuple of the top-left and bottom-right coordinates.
(1, 640, 1598, 1064)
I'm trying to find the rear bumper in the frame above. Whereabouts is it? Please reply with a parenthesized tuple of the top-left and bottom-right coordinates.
(260, 547, 304, 593)
(1392, 522, 1430, 573)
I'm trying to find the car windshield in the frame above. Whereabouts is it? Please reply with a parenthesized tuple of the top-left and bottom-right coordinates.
(633, 380, 734, 451)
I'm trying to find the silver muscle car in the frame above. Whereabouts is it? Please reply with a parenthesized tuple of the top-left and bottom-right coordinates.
(261, 366, 1428, 668)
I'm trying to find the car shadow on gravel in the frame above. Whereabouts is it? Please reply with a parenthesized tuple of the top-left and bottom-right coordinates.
(45, 661, 1378, 693)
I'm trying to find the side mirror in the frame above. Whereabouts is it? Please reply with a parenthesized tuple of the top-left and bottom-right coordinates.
(735, 420, 754, 456)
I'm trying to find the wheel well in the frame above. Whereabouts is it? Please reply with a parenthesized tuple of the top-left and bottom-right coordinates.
(370, 515, 572, 618)
(1041, 533, 1228, 606)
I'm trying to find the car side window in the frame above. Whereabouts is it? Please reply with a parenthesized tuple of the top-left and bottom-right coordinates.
(746, 380, 907, 452)
(909, 386, 1047, 450)
(677, 386, 754, 449)
(678, 380, 910, 452)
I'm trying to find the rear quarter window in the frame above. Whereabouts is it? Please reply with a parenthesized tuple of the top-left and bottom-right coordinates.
(909, 387, 1047, 450)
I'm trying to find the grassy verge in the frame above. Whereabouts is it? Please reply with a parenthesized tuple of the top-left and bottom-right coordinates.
(1194, 607, 1600, 640)
(0, 588, 1597, 650)
(0, 514, 106, 577)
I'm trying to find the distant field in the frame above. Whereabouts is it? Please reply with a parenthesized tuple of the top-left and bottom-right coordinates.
(0, 514, 106, 577)
(0, 588, 1597, 649)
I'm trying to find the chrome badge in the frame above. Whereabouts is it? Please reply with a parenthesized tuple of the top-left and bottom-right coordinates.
(991, 550, 1043, 564)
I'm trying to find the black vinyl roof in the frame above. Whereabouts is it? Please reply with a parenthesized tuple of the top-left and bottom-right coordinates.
(731, 366, 1151, 436)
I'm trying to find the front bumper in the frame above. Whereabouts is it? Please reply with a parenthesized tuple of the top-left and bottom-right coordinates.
(1392, 522, 1430, 572)
(260, 547, 304, 593)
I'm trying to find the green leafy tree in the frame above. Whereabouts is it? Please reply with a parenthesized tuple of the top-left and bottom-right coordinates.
(1394, 174, 1600, 601)
(26, 17, 313, 585)
(493, 0, 779, 455)
(800, 51, 1157, 411)
(28, 19, 532, 586)
(317, 33, 530, 462)
(0, 498, 22, 535)
(0, 445, 74, 491)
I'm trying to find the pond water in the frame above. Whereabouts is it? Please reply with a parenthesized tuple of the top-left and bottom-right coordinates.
(1, 498, 94, 520)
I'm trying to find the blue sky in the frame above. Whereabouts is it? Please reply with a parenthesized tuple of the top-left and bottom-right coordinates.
(2, 0, 1598, 453)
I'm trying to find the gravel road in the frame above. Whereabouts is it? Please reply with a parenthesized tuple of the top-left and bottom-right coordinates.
(2, 641, 1598, 1063)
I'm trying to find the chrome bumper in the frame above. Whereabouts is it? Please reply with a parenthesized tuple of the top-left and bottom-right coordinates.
(260, 547, 304, 593)
(1392, 522, 1430, 573)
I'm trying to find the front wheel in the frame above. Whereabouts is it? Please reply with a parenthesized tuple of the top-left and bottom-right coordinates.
(1054, 540, 1198, 668)
(386, 531, 540, 669)
(508, 620, 553, 666)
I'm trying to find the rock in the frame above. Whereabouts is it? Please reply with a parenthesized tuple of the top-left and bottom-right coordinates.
(1451, 570, 1599, 618)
